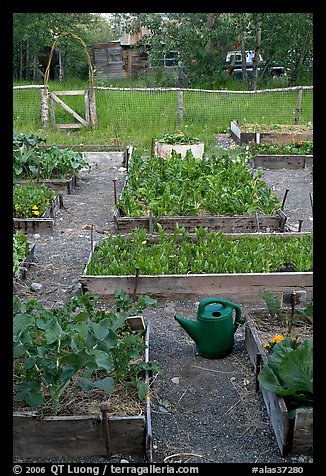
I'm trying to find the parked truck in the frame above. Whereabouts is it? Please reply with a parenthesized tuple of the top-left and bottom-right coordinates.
(223, 50, 287, 79)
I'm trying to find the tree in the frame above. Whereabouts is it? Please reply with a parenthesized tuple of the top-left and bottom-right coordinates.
(124, 13, 312, 88)
(13, 13, 111, 82)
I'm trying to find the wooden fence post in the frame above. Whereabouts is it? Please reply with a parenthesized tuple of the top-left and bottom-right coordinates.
(89, 87, 98, 129)
(178, 89, 184, 125)
(40, 86, 49, 129)
(294, 86, 303, 124)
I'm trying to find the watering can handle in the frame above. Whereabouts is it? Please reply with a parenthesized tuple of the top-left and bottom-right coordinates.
(198, 297, 244, 332)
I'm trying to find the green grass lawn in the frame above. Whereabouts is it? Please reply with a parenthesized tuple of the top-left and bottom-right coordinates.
(13, 79, 313, 155)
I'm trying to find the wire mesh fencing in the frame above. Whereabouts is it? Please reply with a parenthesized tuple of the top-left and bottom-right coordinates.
(13, 85, 313, 140)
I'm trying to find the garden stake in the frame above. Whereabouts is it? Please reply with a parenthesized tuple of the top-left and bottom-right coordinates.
(288, 291, 296, 334)
(309, 192, 313, 211)
(125, 147, 130, 171)
(100, 404, 112, 459)
(298, 220, 303, 232)
(281, 189, 289, 210)
(132, 266, 140, 302)
(255, 353, 262, 393)
(90, 223, 94, 253)
(113, 178, 117, 206)
(149, 211, 153, 234)
(254, 211, 260, 233)
(37, 162, 41, 184)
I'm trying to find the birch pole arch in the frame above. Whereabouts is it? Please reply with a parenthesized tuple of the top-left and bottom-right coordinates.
(40, 31, 98, 129)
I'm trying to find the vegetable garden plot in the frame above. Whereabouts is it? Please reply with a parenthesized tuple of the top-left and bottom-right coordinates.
(244, 310, 313, 456)
(13, 139, 90, 194)
(113, 151, 289, 234)
(247, 141, 313, 169)
(13, 183, 63, 234)
(230, 120, 313, 145)
(14, 175, 78, 194)
(13, 231, 35, 281)
(79, 228, 313, 302)
(13, 293, 155, 461)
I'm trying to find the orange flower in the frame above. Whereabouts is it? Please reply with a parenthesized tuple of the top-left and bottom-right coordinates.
(271, 335, 284, 344)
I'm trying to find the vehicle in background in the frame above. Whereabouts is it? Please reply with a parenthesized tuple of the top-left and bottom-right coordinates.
(223, 50, 287, 79)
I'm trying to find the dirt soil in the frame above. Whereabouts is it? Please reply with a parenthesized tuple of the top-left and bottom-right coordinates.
(13, 133, 313, 465)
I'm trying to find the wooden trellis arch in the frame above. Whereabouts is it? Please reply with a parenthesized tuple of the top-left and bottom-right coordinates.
(40, 32, 98, 129)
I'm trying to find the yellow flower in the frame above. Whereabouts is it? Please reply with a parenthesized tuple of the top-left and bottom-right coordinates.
(32, 210, 40, 216)
(177, 132, 184, 137)
(271, 335, 284, 344)
(32, 205, 39, 210)
(263, 343, 270, 348)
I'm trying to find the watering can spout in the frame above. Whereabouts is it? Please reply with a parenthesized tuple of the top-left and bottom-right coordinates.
(174, 315, 200, 344)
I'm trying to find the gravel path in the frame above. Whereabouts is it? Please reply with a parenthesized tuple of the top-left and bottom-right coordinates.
(13, 134, 313, 465)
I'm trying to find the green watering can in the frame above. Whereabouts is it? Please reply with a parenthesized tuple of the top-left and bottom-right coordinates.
(174, 297, 245, 359)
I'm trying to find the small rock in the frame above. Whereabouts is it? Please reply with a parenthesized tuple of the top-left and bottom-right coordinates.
(230, 376, 236, 382)
(31, 282, 43, 292)
(120, 459, 129, 463)
(33, 234, 41, 240)
(171, 377, 180, 384)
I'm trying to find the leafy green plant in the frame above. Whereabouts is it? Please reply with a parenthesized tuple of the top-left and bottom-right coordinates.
(13, 183, 57, 218)
(13, 144, 90, 180)
(118, 150, 281, 218)
(86, 227, 313, 276)
(297, 298, 313, 324)
(13, 292, 160, 415)
(13, 231, 29, 278)
(156, 131, 201, 144)
(248, 141, 313, 156)
(259, 290, 282, 318)
(258, 337, 313, 416)
(13, 132, 46, 149)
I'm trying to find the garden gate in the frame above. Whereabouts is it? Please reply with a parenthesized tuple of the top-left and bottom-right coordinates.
(41, 32, 98, 130)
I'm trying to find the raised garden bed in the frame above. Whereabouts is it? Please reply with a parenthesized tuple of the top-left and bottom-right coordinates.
(114, 203, 288, 234)
(13, 309, 153, 461)
(13, 175, 78, 194)
(13, 193, 63, 234)
(113, 151, 289, 234)
(79, 231, 313, 303)
(13, 231, 36, 287)
(244, 308, 313, 456)
(16, 243, 35, 281)
(153, 131, 204, 159)
(249, 155, 313, 169)
(230, 120, 313, 145)
(153, 141, 204, 159)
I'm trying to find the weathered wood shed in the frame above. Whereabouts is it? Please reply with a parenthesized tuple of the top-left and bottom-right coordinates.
(92, 28, 150, 80)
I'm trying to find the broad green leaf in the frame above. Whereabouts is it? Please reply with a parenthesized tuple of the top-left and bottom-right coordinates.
(24, 356, 36, 369)
(90, 321, 110, 341)
(138, 382, 149, 400)
(93, 376, 115, 392)
(44, 321, 65, 344)
(258, 365, 295, 396)
(279, 339, 313, 394)
(92, 349, 114, 372)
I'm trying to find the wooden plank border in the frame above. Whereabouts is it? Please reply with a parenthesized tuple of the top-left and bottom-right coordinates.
(80, 272, 312, 303)
(13, 323, 152, 461)
(113, 178, 288, 233)
(244, 313, 313, 455)
(13, 176, 77, 194)
(13, 194, 63, 234)
(230, 120, 313, 145)
(250, 155, 313, 169)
